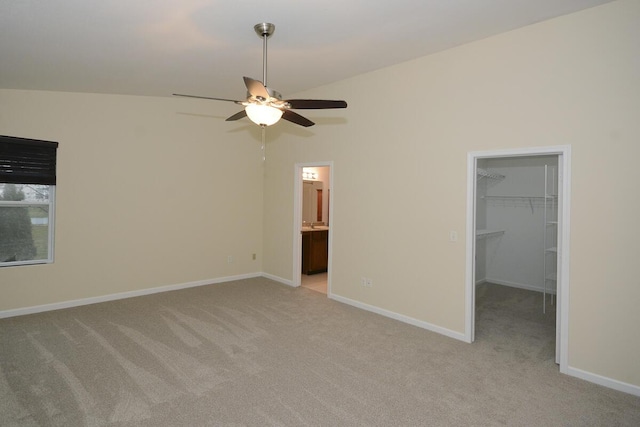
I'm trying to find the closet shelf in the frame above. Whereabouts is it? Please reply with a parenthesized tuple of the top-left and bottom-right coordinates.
(545, 247, 557, 253)
(476, 229, 505, 239)
(477, 168, 505, 181)
(482, 195, 545, 199)
(483, 195, 552, 212)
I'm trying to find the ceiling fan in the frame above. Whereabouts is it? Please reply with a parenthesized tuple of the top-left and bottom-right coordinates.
(173, 23, 348, 128)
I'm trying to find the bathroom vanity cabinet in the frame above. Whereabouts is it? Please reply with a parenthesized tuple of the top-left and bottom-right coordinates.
(301, 229, 328, 275)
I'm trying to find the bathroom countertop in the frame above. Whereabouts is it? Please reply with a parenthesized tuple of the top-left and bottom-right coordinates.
(301, 226, 329, 232)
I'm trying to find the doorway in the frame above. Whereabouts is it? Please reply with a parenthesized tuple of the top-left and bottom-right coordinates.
(465, 146, 571, 373)
(294, 162, 333, 296)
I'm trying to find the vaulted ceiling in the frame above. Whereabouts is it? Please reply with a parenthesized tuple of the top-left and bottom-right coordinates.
(0, 1, 614, 99)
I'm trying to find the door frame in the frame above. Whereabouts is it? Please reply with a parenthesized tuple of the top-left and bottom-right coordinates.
(293, 161, 334, 295)
(465, 145, 571, 373)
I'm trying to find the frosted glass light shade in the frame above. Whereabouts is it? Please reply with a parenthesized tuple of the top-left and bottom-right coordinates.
(245, 104, 283, 126)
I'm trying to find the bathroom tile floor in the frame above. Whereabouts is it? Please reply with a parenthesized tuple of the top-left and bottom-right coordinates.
(301, 272, 327, 294)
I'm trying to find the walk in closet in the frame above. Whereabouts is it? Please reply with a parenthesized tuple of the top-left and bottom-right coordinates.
(475, 155, 559, 311)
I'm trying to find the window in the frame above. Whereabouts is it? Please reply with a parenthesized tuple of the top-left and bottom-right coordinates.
(0, 136, 58, 267)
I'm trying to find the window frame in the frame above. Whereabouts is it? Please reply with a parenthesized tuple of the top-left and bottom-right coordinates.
(0, 186, 55, 267)
(1, 135, 58, 268)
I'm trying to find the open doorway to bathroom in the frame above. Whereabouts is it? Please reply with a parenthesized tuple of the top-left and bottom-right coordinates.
(294, 163, 332, 295)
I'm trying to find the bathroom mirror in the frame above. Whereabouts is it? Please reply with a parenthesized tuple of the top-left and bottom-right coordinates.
(302, 180, 323, 224)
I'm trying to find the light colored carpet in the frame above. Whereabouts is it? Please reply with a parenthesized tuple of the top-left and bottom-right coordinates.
(0, 278, 638, 426)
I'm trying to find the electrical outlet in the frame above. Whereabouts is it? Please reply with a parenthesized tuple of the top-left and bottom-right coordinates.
(449, 231, 458, 242)
(227, 255, 233, 263)
(361, 277, 367, 287)
(365, 278, 373, 288)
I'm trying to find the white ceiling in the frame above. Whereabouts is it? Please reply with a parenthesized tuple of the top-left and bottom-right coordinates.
(0, 1, 613, 100)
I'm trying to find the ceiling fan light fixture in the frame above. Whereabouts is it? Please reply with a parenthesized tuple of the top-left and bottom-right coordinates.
(245, 104, 283, 126)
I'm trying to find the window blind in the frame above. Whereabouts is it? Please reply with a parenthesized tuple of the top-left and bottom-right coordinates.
(0, 135, 58, 185)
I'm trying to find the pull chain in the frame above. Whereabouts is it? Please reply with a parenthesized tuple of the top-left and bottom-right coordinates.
(261, 125, 266, 161)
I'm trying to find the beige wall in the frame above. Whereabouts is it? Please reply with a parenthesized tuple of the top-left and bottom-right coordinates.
(262, 0, 640, 387)
(0, 90, 265, 309)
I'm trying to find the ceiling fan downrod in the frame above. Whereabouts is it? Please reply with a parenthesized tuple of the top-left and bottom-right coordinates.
(254, 23, 275, 88)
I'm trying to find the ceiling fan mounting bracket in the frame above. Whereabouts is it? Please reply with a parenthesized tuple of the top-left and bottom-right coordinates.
(254, 23, 275, 39)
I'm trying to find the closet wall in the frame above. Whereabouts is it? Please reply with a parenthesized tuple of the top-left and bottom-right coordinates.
(476, 156, 558, 292)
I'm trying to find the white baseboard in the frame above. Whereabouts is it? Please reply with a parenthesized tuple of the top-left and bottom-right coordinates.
(566, 366, 640, 397)
(3, 273, 637, 397)
(261, 272, 295, 287)
(330, 293, 467, 342)
(0, 272, 262, 319)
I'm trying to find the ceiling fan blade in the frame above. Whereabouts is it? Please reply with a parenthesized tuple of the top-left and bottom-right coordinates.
(226, 110, 247, 121)
(285, 99, 348, 109)
(173, 93, 243, 104)
(243, 77, 270, 99)
(282, 110, 315, 127)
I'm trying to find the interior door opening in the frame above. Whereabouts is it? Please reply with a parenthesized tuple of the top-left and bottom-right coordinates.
(294, 163, 332, 296)
(466, 146, 571, 373)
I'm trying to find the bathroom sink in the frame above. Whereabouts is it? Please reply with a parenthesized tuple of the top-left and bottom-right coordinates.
(301, 226, 329, 232)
